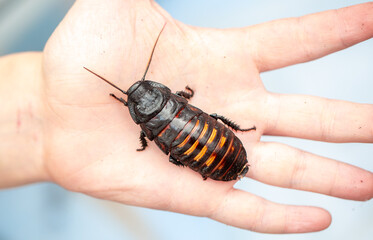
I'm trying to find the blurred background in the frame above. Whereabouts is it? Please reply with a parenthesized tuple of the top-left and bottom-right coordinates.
(0, 0, 372, 239)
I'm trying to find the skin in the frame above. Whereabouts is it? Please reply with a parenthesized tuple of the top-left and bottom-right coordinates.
(1, 0, 372, 233)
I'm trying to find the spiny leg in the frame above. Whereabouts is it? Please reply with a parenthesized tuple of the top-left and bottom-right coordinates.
(110, 93, 127, 106)
(210, 113, 256, 132)
(169, 155, 184, 167)
(176, 86, 194, 100)
(136, 131, 148, 151)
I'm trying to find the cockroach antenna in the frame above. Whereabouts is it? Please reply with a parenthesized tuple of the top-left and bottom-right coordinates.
(141, 23, 167, 81)
(83, 22, 167, 91)
(83, 67, 128, 95)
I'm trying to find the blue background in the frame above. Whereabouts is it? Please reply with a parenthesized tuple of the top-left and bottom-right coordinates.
(0, 0, 372, 239)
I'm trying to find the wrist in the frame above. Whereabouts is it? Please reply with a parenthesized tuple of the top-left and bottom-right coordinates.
(0, 52, 49, 188)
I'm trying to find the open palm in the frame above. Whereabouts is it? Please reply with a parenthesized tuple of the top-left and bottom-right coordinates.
(42, 0, 373, 233)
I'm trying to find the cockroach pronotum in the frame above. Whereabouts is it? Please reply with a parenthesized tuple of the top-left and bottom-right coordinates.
(84, 24, 256, 181)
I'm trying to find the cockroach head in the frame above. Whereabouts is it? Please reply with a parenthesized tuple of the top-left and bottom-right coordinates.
(126, 80, 171, 123)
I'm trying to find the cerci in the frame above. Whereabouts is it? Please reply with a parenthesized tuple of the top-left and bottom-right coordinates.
(84, 24, 256, 181)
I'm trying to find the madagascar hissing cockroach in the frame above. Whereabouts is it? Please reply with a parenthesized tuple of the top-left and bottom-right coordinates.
(84, 24, 256, 181)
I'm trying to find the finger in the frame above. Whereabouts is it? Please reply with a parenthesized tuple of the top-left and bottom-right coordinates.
(245, 2, 373, 71)
(94, 152, 330, 233)
(262, 93, 373, 143)
(211, 189, 331, 233)
(105, 171, 331, 233)
(249, 142, 373, 201)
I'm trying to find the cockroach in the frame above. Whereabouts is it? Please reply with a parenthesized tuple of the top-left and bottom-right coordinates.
(84, 24, 256, 181)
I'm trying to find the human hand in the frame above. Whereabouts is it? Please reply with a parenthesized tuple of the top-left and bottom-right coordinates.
(41, 0, 373, 233)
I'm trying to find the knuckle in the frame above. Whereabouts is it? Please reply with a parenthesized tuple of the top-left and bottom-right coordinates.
(289, 149, 308, 189)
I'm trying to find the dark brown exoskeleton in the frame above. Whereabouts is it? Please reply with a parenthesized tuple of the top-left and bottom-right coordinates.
(84, 24, 256, 181)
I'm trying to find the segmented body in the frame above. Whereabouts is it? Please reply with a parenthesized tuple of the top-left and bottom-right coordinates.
(140, 92, 248, 181)
(84, 24, 253, 181)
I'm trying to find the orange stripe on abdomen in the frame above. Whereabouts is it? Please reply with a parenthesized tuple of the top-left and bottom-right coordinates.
(199, 122, 235, 176)
(188, 116, 222, 170)
(176, 119, 200, 148)
(193, 127, 217, 161)
(211, 136, 246, 180)
(183, 121, 209, 156)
